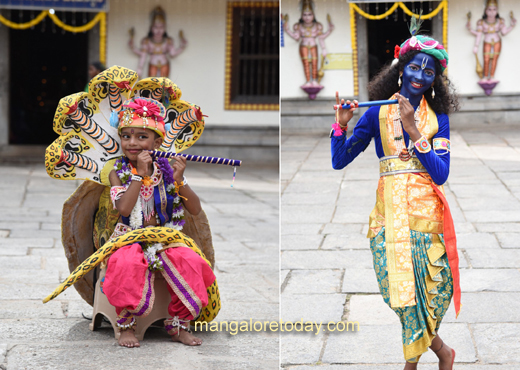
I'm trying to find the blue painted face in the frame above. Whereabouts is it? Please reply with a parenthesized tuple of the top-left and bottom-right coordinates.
(401, 52, 436, 99)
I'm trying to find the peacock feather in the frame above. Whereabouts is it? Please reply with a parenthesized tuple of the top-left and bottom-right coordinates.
(409, 9, 424, 36)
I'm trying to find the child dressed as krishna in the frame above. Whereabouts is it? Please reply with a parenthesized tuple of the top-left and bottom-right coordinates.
(331, 17, 460, 370)
(105, 97, 214, 347)
(43, 66, 220, 348)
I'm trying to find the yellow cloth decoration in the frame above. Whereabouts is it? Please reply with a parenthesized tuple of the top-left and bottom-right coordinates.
(0, 11, 106, 64)
(369, 96, 443, 308)
(348, 0, 449, 95)
(350, 1, 446, 21)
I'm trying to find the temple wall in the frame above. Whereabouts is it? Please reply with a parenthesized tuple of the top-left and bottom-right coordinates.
(449, 0, 520, 95)
(280, 0, 520, 100)
(280, 0, 354, 99)
(106, 0, 279, 127)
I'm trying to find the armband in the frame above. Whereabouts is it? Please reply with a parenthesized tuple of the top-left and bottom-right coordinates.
(414, 136, 431, 154)
(110, 186, 127, 208)
(433, 138, 450, 155)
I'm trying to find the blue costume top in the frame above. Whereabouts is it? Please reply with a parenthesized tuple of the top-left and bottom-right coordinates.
(331, 106, 450, 185)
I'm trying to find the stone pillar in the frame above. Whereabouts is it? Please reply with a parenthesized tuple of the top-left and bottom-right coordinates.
(432, 7, 443, 46)
(88, 14, 100, 68)
(0, 10, 10, 147)
(356, 5, 369, 109)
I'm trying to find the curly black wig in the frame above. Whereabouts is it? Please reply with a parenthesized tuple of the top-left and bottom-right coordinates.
(367, 50, 459, 115)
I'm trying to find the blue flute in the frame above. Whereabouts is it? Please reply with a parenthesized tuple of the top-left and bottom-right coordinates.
(333, 99, 398, 110)
(149, 150, 242, 167)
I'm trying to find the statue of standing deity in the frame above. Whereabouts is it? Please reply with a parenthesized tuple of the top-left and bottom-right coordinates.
(128, 6, 187, 78)
(466, 0, 516, 94)
(283, 0, 334, 99)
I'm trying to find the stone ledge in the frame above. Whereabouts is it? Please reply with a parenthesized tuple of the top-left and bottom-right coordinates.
(281, 94, 520, 133)
(0, 126, 280, 165)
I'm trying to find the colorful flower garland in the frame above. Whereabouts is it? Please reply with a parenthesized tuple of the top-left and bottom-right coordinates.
(156, 157, 186, 230)
(114, 157, 185, 231)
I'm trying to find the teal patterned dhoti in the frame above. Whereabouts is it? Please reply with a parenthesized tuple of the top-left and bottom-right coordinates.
(370, 227, 454, 362)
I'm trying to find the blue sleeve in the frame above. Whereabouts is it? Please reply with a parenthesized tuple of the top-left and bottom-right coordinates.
(414, 113, 450, 185)
(331, 107, 378, 170)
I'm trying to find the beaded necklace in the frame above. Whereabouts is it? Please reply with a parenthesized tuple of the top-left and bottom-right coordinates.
(393, 104, 419, 161)
(114, 157, 185, 231)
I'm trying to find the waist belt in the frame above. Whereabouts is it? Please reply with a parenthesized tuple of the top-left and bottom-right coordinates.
(379, 155, 427, 177)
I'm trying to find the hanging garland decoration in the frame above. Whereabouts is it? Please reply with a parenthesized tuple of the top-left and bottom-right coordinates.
(350, 4, 358, 98)
(349, 0, 448, 96)
(0, 10, 107, 64)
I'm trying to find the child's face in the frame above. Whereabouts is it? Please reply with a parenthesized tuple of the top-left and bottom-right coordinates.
(120, 127, 163, 161)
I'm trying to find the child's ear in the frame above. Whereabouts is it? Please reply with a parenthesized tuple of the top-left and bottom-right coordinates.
(154, 136, 163, 149)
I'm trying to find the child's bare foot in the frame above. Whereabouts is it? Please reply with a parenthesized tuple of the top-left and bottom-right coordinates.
(118, 329, 140, 348)
(437, 344, 455, 370)
(431, 335, 455, 370)
(171, 328, 202, 346)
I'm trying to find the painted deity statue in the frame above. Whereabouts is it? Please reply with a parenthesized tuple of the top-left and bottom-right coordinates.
(283, 0, 334, 96)
(129, 6, 187, 78)
(466, 0, 516, 93)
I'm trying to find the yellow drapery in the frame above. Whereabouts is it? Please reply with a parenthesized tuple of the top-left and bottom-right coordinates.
(0, 10, 106, 64)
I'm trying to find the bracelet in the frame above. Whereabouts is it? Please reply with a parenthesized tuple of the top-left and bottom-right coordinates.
(131, 174, 143, 182)
(331, 123, 347, 137)
(414, 136, 431, 154)
(330, 110, 348, 137)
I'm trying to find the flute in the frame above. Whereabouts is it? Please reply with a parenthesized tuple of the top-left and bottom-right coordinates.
(333, 99, 398, 110)
(149, 151, 242, 167)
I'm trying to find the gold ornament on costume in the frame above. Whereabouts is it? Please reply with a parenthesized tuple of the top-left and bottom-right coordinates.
(486, 0, 498, 7)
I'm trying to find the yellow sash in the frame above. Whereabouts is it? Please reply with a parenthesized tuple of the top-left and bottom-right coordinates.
(368, 96, 443, 308)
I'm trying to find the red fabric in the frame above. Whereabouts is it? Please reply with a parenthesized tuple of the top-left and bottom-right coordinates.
(103, 243, 215, 319)
(418, 174, 461, 317)
(163, 247, 215, 320)
(104, 243, 148, 314)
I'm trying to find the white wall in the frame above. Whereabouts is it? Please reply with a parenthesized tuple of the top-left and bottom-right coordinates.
(280, 0, 520, 99)
(448, 0, 520, 95)
(106, 0, 279, 126)
(281, 0, 354, 99)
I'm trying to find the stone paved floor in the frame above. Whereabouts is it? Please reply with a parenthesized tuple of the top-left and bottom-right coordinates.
(0, 161, 279, 370)
(281, 125, 520, 369)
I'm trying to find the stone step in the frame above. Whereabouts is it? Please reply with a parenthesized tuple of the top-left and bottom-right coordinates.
(281, 94, 520, 132)
(0, 126, 280, 165)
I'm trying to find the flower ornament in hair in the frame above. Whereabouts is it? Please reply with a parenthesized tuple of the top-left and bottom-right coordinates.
(124, 98, 164, 120)
(117, 97, 167, 138)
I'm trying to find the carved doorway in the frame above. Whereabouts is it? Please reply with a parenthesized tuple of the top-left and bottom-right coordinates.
(367, 2, 436, 80)
(9, 10, 88, 144)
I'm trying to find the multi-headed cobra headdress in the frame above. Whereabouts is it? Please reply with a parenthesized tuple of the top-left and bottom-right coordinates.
(45, 65, 205, 183)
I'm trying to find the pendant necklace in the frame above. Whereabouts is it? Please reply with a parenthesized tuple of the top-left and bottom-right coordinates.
(394, 104, 419, 161)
